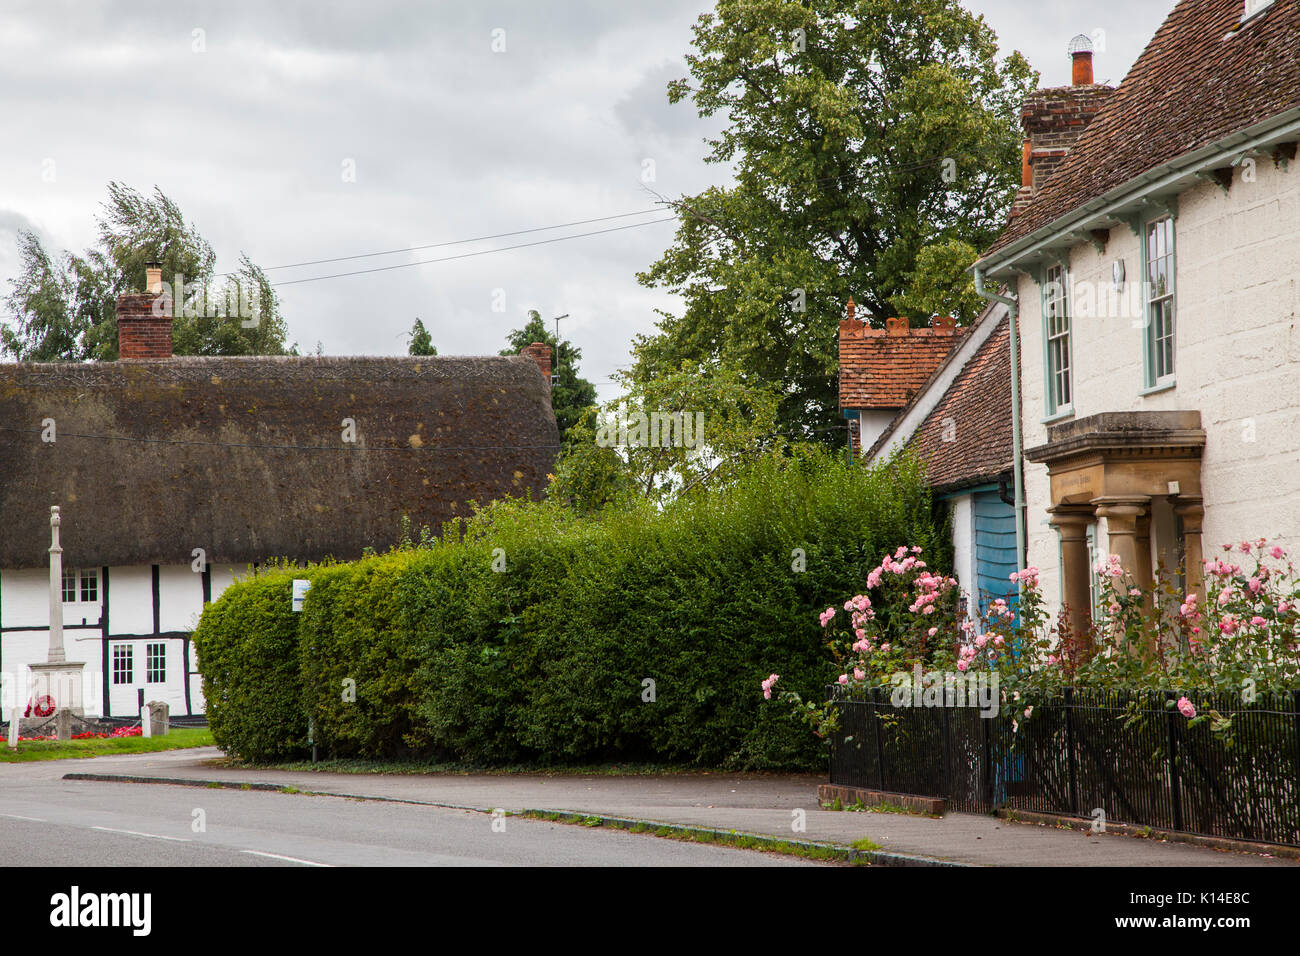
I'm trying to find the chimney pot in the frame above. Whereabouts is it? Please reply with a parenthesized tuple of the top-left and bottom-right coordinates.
(144, 261, 163, 294)
(1068, 34, 1094, 86)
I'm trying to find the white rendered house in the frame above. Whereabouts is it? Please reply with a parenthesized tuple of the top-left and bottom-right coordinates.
(972, 0, 1300, 637)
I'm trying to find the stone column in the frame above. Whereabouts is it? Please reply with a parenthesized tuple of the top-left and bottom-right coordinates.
(1048, 505, 1096, 656)
(1092, 497, 1151, 584)
(1094, 495, 1154, 654)
(1174, 497, 1206, 603)
(48, 506, 65, 664)
(1133, 512, 1154, 595)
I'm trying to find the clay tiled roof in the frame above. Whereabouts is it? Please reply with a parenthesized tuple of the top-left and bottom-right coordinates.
(983, 0, 1300, 260)
(839, 317, 965, 410)
(903, 316, 1015, 491)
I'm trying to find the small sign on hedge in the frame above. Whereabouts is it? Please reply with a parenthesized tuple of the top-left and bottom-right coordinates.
(291, 579, 311, 613)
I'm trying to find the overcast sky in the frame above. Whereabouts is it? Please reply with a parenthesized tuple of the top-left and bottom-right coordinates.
(0, 0, 1173, 401)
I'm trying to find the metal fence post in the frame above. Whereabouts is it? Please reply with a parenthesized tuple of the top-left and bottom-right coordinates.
(1064, 687, 1078, 816)
(873, 690, 886, 791)
(1165, 690, 1183, 833)
(982, 709, 994, 811)
(1292, 690, 1300, 801)
(941, 699, 952, 800)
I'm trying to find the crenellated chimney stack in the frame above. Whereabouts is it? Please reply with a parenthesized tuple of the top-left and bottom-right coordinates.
(117, 262, 173, 360)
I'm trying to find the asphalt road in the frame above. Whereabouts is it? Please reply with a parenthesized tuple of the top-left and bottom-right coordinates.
(0, 773, 819, 867)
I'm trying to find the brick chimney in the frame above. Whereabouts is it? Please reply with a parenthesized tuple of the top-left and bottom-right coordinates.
(1021, 36, 1112, 193)
(117, 262, 172, 360)
(520, 342, 552, 388)
(1009, 35, 1113, 217)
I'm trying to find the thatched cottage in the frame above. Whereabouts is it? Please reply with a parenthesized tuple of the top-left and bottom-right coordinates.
(0, 267, 559, 718)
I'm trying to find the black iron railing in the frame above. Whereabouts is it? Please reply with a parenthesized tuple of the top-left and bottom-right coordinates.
(828, 685, 1300, 846)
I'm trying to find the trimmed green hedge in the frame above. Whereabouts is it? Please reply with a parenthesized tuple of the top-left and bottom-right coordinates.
(191, 566, 313, 763)
(195, 449, 947, 769)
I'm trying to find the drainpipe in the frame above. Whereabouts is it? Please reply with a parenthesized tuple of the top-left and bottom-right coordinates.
(974, 267, 1027, 575)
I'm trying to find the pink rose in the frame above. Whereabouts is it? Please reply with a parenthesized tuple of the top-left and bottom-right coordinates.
(1251, 616, 1267, 626)
(1177, 696, 1196, 719)
(853, 668, 866, 681)
(837, 674, 849, 686)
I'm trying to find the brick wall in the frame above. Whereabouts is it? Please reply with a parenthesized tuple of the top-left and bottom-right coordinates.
(1022, 85, 1114, 192)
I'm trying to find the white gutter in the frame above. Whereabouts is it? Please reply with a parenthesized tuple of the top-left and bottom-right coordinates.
(973, 269, 1026, 575)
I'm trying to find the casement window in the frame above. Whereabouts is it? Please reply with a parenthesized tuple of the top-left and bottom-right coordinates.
(1144, 217, 1176, 387)
(60, 568, 98, 603)
(146, 643, 166, 684)
(1042, 264, 1073, 416)
(112, 645, 133, 685)
(59, 567, 96, 606)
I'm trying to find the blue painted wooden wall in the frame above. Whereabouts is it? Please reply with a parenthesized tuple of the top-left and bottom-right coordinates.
(972, 490, 1018, 613)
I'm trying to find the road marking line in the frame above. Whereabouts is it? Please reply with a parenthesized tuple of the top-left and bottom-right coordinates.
(0, 813, 46, 822)
(91, 826, 190, 843)
(241, 850, 333, 867)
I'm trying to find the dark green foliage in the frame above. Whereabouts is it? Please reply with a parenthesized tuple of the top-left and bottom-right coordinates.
(196, 449, 945, 769)
(500, 310, 597, 447)
(191, 568, 312, 762)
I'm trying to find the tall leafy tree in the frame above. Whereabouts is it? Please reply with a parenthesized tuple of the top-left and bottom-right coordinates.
(407, 318, 438, 356)
(3, 182, 294, 361)
(633, 0, 1036, 440)
(500, 310, 597, 446)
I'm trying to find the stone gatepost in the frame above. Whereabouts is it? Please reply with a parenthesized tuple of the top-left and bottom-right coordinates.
(147, 701, 170, 736)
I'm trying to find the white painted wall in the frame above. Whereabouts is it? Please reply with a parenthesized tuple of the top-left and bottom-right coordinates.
(1016, 156, 1300, 622)
(948, 493, 978, 623)
(1, 562, 242, 717)
(857, 409, 898, 453)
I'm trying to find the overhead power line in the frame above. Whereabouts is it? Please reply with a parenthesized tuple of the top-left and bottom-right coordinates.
(252, 208, 667, 274)
(269, 218, 676, 287)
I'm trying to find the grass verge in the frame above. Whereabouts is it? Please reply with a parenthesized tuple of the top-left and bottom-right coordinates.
(0, 728, 213, 762)
(516, 809, 880, 866)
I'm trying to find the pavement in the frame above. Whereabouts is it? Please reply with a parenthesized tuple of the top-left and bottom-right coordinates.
(8, 746, 1295, 867)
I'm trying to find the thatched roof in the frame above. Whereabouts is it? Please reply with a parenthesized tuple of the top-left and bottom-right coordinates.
(0, 355, 558, 569)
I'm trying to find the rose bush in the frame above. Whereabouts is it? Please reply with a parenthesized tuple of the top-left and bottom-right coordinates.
(767, 538, 1300, 741)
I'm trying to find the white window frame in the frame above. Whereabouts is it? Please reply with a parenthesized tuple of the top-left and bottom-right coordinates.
(79, 568, 97, 603)
(112, 645, 133, 686)
(61, 567, 77, 604)
(146, 643, 166, 684)
(1041, 263, 1073, 418)
(1143, 216, 1177, 389)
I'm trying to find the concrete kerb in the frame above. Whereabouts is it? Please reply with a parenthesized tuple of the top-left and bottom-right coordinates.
(61, 772, 973, 867)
